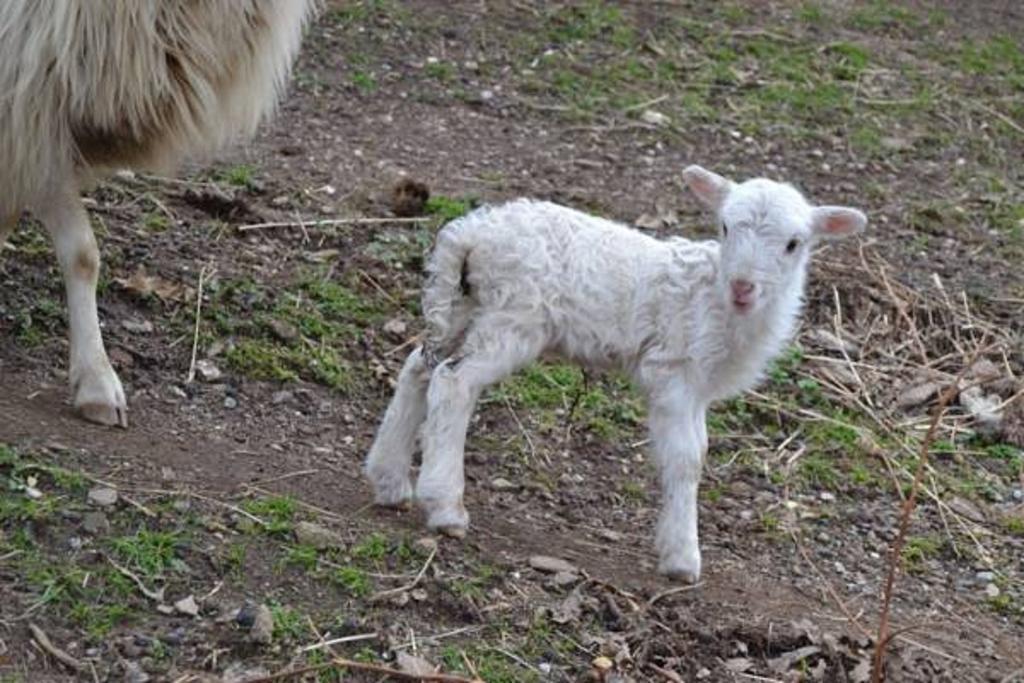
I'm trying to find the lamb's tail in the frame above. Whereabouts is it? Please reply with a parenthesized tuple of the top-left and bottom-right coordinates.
(421, 221, 474, 358)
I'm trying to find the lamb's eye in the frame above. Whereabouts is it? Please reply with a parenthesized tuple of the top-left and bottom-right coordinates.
(785, 238, 800, 254)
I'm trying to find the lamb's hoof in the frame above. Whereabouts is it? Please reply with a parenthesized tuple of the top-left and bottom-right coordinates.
(78, 402, 129, 428)
(73, 365, 128, 428)
(659, 549, 701, 584)
(369, 473, 414, 509)
(425, 502, 469, 538)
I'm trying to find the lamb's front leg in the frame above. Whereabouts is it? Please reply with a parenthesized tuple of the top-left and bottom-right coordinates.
(649, 388, 708, 583)
(33, 188, 127, 427)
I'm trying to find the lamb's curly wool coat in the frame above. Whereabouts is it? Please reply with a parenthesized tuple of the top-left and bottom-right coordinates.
(366, 167, 867, 582)
(0, 1, 315, 426)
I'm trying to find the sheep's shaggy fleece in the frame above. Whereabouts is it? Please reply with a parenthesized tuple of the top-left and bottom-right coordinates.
(0, 0, 314, 214)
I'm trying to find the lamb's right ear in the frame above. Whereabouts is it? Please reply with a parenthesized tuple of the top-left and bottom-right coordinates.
(682, 165, 734, 212)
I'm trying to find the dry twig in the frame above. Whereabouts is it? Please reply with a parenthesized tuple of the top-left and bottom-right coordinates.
(29, 623, 84, 672)
(242, 656, 482, 683)
(870, 339, 990, 682)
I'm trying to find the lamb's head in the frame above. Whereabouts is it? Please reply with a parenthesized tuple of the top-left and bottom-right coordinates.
(682, 165, 866, 316)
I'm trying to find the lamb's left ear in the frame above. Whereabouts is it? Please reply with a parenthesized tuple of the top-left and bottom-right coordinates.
(682, 165, 734, 212)
(810, 206, 867, 239)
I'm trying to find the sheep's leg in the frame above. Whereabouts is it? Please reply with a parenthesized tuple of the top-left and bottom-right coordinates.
(416, 323, 544, 536)
(33, 189, 127, 427)
(0, 214, 16, 249)
(649, 386, 707, 583)
(365, 347, 431, 508)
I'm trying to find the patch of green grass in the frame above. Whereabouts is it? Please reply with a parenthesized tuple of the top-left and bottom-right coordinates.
(142, 211, 170, 232)
(798, 2, 825, 24)
(285, 544, 320, 571)
(212, 270, 386, 390)
(351, 70, 377, 92)
(351, 532, 389, 563)
(546, 1, 632, 46)
(985, 593, 1016, 616)
(425, 195, 473, 224)
(109, 529, 183, 580)
(620, 480, 647, 504)
(242, 496, 298, 536)
(332, 565, 371, 597)
(425, 60, 456, 82)
(959, 36, 1024, 85)
(848, 1, 918, 33)
(492, 363, 644, 440)
(796, 452, 840, 490)
(441, 645, 539, 683)
(270, 604, 309, 642)
(218, 164, 257, 190)
(902, 534, 943, 572)
(1003, 516, 1024, 537)
(11, 297, 63, 348)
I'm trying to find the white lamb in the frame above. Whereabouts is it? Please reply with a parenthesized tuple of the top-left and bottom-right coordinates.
(0, 1, 316, 427)
(365, 165, 866, 582)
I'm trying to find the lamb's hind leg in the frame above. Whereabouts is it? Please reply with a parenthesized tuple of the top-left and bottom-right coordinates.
(365, 346, 431, 508)
(33, 188, 127, 427)
(416, 319, 545, 536)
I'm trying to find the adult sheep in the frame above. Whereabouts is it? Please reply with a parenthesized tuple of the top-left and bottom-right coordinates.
(0, 1, 317, 427)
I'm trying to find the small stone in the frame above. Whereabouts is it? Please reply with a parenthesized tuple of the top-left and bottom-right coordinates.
(490, 477, 519, 491)
(551, 571, 578, 587)
(194, 359, 222, 382)
(410, 588, 428, 601)
(267, 319, 299, 342)
(294, 521, 344, 550)
(739, 510, 754, 521)
(597, 528, 623, 542)
(640, 109, 670, 127)
(174, 595, 199, 617)
(529, 555, 578, 575)
(397, 652, 436, 676)
(82, 511, 110, 535)
(592, 656, 614, 672)
(985, 583, 1000, 599)
(122, 318, 154, 334)
(948, 496, 986, 523)
(697, 668, 711, 679)
(382, 318, 408, 340)
(249, 604, 274, 645)
(414, 537, 438, 554)
(222, 664, 270, 683)
(975, 571, 995, 584)
(819, 491, 836, 502)
(123, 660, 151, 683)
(235, 602, 258, 629)
(162, 626, 186, 646)
(1012, 488, 1023, 502)
(156, 604, 175, 615)
(88, 486, 119, 507)
(271, 390, 294, 405)
(224, 396, 238, 409)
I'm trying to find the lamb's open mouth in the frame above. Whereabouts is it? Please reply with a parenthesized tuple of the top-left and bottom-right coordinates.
(732, 297, 754, 313)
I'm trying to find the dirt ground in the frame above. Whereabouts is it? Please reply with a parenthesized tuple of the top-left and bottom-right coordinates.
(2, 2, 1024, 682)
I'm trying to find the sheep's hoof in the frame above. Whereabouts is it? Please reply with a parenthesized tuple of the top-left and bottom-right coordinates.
(72, 365, 128, 428)
(658, 549, 701, 584)
(78, 402, 129, 429)
(425, 502, 469, 538)
(369, 475, 414, 509)
(661, 567, 701, 584)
